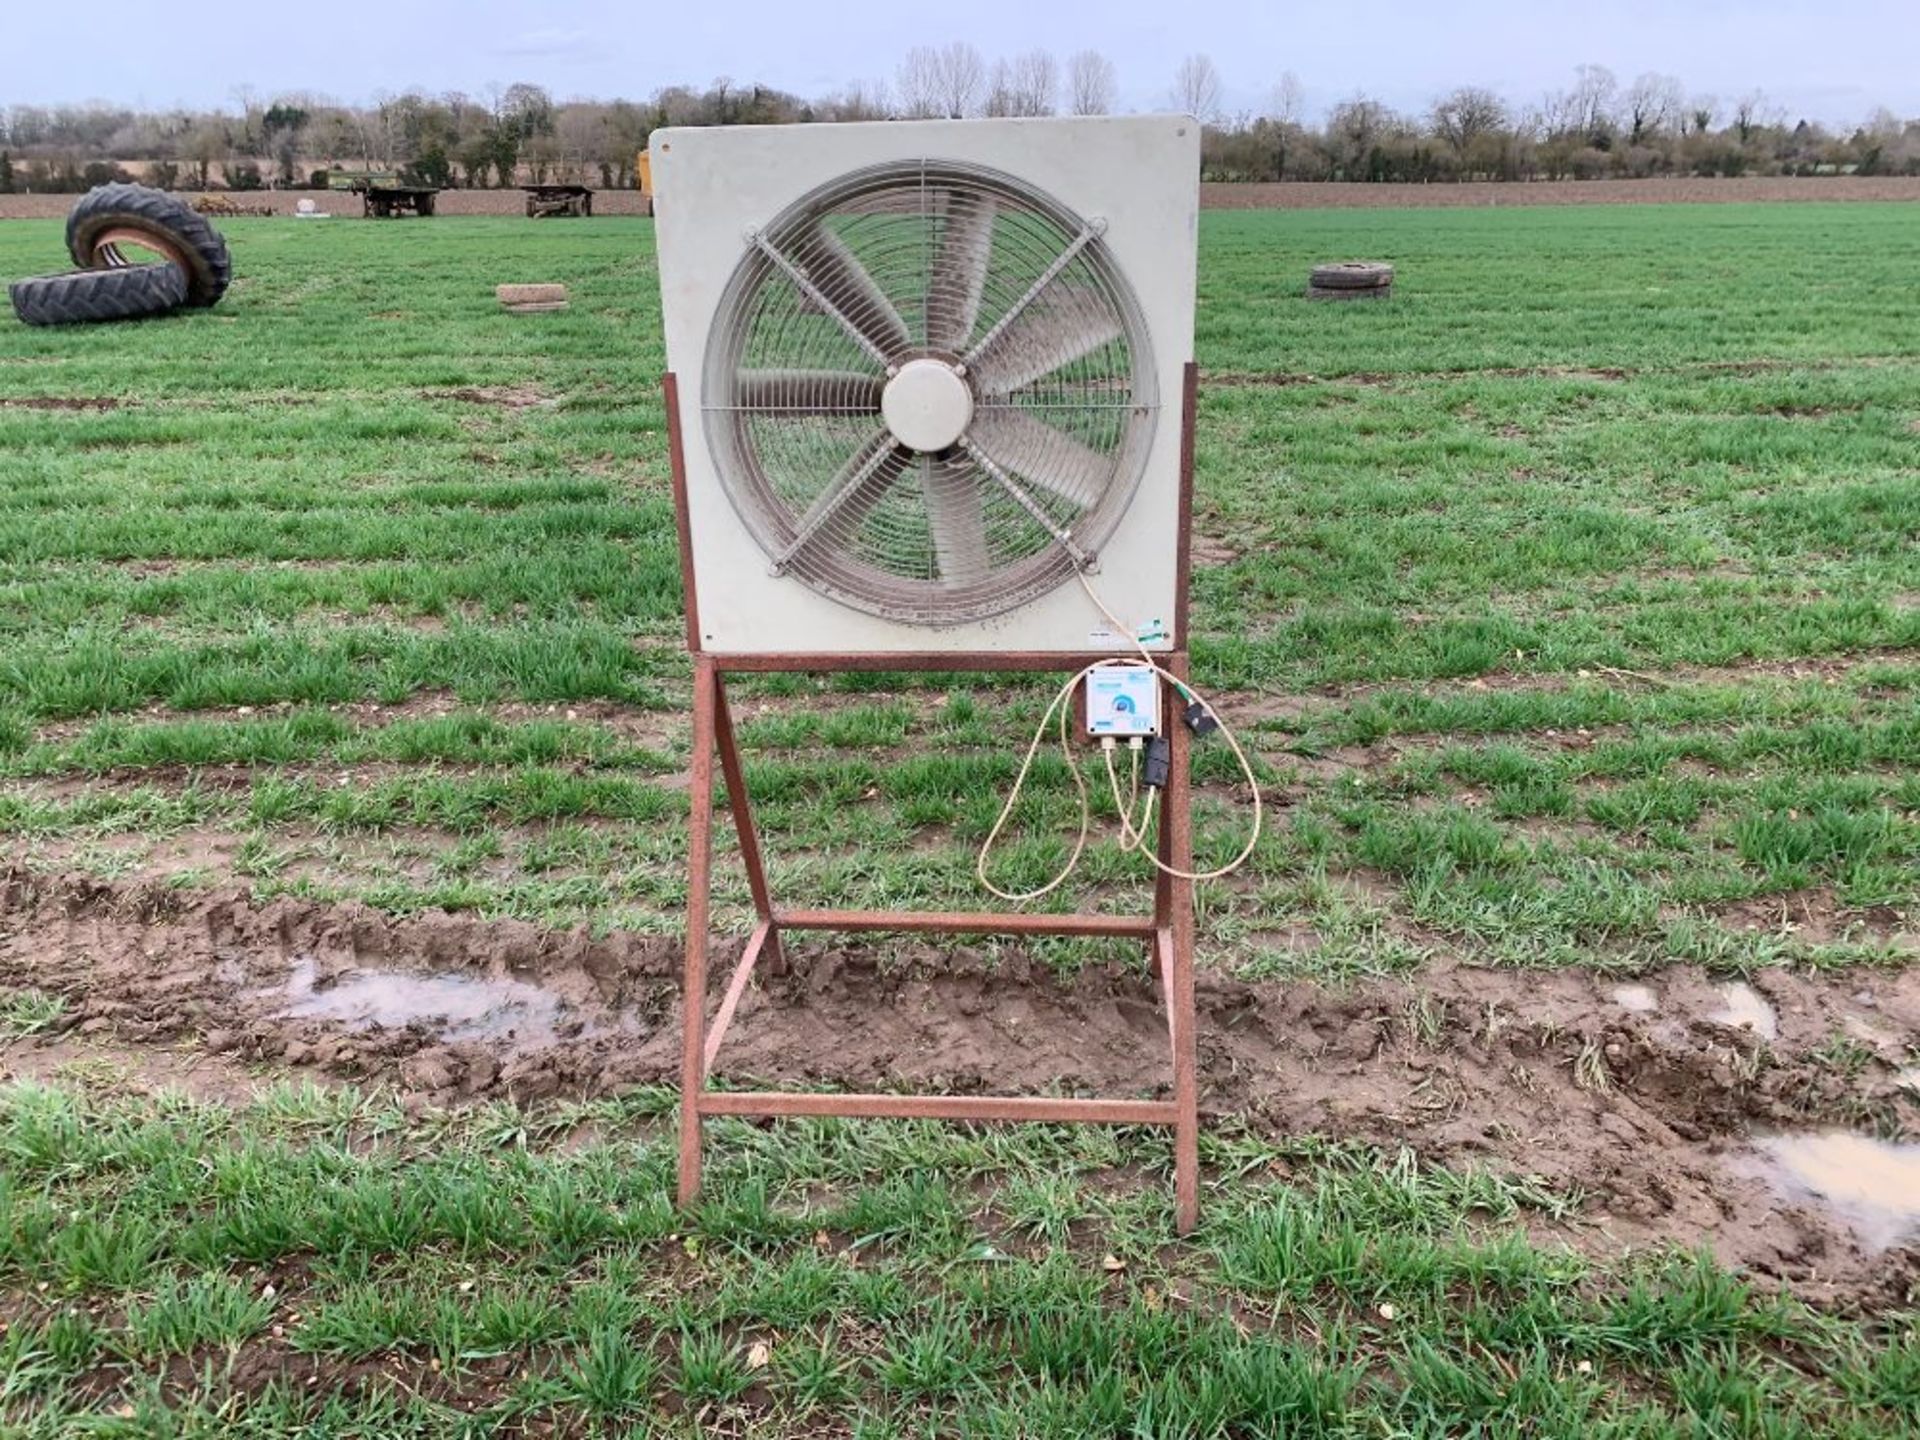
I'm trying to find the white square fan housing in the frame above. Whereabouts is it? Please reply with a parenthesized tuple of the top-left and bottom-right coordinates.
(653, 116, 1199, 655)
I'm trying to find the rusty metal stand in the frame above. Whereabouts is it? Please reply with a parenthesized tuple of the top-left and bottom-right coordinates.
(664, 364, 1203, 1234)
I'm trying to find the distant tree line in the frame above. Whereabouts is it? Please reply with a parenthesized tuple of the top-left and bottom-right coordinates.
(1, 51, 1915, 193)
(1202, 63, 1920, 182)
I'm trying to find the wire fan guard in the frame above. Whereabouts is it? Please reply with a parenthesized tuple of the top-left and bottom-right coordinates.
(702, 160, 1158, 626)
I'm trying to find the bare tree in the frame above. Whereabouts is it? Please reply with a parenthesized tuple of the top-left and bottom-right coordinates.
(552, 104, 606, 182)
(1259, 72, 1309, 180)
(985, 50, 1057, 117)
(1067, 49, 1116, 116)
(1431, 86, 1507, 158)
(1731, 90, 1778, 145)
(355, 91, 402, 171)
(984, 63, 1015, 118)
(820, 78, 892, 122)
(896, 47, 943, 119)
(898, 42, 985, 119)
(935, 42, 987, 118)
(305, 106, 357, 168)
(229, 85, 264, 158)
(184, 119, 228, 188)
(1268, 71, 1306, 127)
(1327, 94, 1394, 175)
(1624, 72, 1683, 146)
(1857, 106, 1920, 172)
(1568, 63, 1618, 144)
(499, 82, 555, 138)
(1172, 54, 1223, 123)
(1688, 95, 1719, 136)
(1011, 50, 1057, 116)
(1860, 105, 1905, 141)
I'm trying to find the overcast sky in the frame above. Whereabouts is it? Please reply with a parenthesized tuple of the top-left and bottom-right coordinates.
(3, 0, 1914, 126)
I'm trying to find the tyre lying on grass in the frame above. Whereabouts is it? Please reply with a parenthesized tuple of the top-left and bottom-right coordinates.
(6, 182, 234, 328)
(8, 263, 190, 327)
(65, 183, 233, 308)
(1307, 259, 1394, 301)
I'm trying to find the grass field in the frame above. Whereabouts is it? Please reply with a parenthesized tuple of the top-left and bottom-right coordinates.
(0, 205, 1916, 1434)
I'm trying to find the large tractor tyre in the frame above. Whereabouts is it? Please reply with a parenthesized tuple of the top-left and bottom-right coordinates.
(9, 263, 190, 326)
(1308, 261, 1395, 291)
(65, 184, 232, 308)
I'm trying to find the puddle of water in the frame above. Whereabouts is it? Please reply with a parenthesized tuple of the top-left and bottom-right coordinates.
(1710, 981, 1777, 1040)
(278, 956, 566, 1045)
(1753, 1130, 1920, 1251)
(1610, 983, 1658, 1013)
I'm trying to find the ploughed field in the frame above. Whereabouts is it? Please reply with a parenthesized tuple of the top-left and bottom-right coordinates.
(0, 207, 1915, 1434)
(3, 174, 1920, 220)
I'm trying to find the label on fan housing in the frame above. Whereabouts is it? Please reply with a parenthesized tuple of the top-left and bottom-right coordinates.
(1085, 665, 1161, 738)
(1087, 617, 1169, 648)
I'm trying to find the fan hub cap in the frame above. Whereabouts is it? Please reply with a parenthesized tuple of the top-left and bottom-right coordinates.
(881, 359, 973, 453)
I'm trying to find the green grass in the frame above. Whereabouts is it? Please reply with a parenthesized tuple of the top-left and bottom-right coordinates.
(0, 203, 1917, 1430)
(2, 206, 1915, 968)
(0, 1077, 1911, 1435)
(0, 990, 66, 1037)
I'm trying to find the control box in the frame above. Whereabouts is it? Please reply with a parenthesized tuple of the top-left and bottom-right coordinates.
(1085, 664, 1160, 738)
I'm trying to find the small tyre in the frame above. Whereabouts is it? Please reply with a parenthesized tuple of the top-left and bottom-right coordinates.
(9, 263, 189, 326)
(1306, 283, 1393, 302)
(65, 184, 232, 308)
(1309, 261, 1394, 290)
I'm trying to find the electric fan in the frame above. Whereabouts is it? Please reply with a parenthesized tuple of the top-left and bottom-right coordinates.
(653, 117, 1199, 654)
(654, 117, 1223, 1236)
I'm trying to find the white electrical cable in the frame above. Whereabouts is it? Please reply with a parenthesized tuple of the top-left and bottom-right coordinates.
(974, 660, 1113, 902)
(1103, 740, 1153, 853)
(974, 572, 1265, 898)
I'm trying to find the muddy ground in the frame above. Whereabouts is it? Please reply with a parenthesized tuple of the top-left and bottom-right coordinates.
(1, 867, 1914, 1305)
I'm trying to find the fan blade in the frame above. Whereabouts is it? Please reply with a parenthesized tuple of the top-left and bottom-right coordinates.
(799, 225, 912, 358)
(966, 407, 1112, 509)
(970, 289, 1124, 395)
(921, 456, 989, 583)
(772, 430, 905, 571)
(735, 369, 884, 412)
(926, 193, 995, 352)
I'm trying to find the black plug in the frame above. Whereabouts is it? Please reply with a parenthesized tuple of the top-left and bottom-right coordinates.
(1142, 735, 1172, 790)
(1182, 699, 1219, 739)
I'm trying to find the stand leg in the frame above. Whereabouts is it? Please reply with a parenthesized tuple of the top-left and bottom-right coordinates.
(712, 678, 785, 975)
(679, 657, 718, 1209)
(1157, 667, 1201, 1235)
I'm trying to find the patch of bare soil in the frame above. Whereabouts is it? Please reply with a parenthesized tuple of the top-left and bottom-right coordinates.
(1190, 533, 1242, 566)
(1205, 357, 1913, 392)
(1699, 890, 1914, 950)
(1259, 649, 1920, 721)
(27, 691, 688, 751)
(430, 384, 558, 411)
(0, 394, 121, 411)
(2, 868, 1914, 1302)
(1198, 176, 1920, 210)
(5, 178, 1914, 226)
